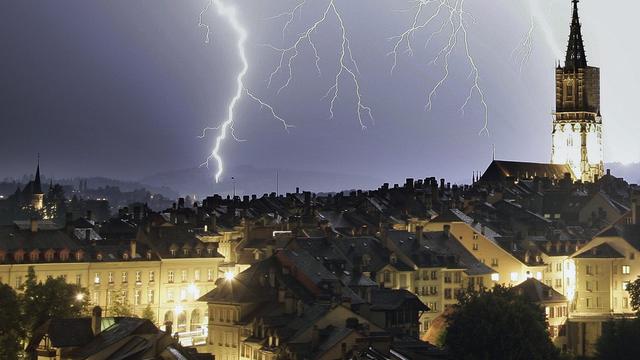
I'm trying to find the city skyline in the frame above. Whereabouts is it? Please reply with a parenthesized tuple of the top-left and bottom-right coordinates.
(1, 1, 639, 194)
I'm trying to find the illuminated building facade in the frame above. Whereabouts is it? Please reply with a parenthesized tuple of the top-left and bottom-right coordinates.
(551, 0, 604, 183)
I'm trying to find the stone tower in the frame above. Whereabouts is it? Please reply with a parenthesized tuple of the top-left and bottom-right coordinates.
(551, 0, 604, 182)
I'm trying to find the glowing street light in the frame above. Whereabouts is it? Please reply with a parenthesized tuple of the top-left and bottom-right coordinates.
(75, 293, 85, 301)
(224, 271, 235, 281)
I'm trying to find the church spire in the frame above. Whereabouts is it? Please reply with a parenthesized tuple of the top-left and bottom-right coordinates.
(565, 0, 587, 69)
(33, 153, 42, 194)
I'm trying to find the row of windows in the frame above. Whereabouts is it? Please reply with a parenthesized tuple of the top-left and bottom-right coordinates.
(94, 270, 154, 285)
(104, 288, 155, 305)
(168, 269, 215, 283)
(586, 264, 631, 275)
(166, 286, 201, 302)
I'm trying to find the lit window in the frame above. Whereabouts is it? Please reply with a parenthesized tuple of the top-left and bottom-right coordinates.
(535, 272, 542, 280)
(623, 281, 630, 291)
(135, 271, 142, 283)
(168, 271, 175, 283)
(180, 288, 187, 301)
(207, 269, 213, 282)
(491, 273, 500, 282)
(510, 272, 519, 282)
(108, 272, 113, 283)
(121, 272, 128, 283)
(134, 289, 141, 305)
(76, 274, 82, 286)
(622, 265, 631, 275)
(194, 270, 201, 282)
(149, 271, 155, 282)
(491, 258, 499, 267)
(148, 289, 155, 304)
(472, 243, 479, 251)
(181, 270, 187, 282)
(167, 290, 174, 302)
(94, 273, 101, 284)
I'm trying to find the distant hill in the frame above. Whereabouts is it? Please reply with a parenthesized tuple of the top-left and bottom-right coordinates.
(139, 165, 387, 198)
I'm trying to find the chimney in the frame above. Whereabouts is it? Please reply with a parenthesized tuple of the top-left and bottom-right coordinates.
(415, 226, 424, 242)
(440, 178, 445, 190)
(632, 199, 638, 225)
(91, 306, 102, 336)
(606, 169, 611, 176)
(165, 321, 173, 336)
(130, 239, 137, 259)
(30, 218, 38, 233)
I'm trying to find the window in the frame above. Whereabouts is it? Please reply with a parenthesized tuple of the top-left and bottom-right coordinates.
(134, 289, 141, 305)
(631, 253, 635, 260)
(430, 271, 437, 280)
(107, 291, 112, 305)
(121, 272, 128, 283)
(148, 289, 155, 304)
(429, 286, 438, 295)
(180, 288, 187, 301)
(181, 270, 187, 282)
(586, 265, 593, 275)
(15, 276, 22, 288)
(491, 273, 500, 282)
(556, 263, 562, 272)
(121, 290, 128, 304)
(383, 271, 391, 283)
(536, 272, 542, 280)
(586, 298, 591, 308)
(444, 288, 452, 299)
(555, 279, 562, 288)
(453, 272, 462, 284)
(510, 272, 519, 282)
(444, 273, 452, 283)
(108, 272, 114, 283)
(491, 258, 499, 267)
(135, 271, 141, 283)
(472, 243, 479, 251)
(586, 281, 592, 291)
(622, 265, 631, 275)
(168, 271, 175, 283)
(623, 297, 629, 309)
(167, 290, 174, 302)
(623, 281, 630, 291)
(76, 274, 82, 286)
(94, 273, 101, 284)
(207, 269, 213, 281)
(473, 234, 479, 240)
(149, 271, 155, 282)
(194, 270, 201, 282)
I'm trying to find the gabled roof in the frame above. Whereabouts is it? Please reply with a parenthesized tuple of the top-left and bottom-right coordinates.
(480, 160, 574, 182)
(573, 242, 624, 259)
(513, 278, 566, 304)
(369, 288, 428, 311)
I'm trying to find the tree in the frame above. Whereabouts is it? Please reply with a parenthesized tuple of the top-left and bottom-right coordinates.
(626, 278, 640, 314)
(142, 304, 156, 324)
(21, 267, 89, 334)
(0, 283, 25, 359)
(109, 292, 135, 317)
(443, 286, 559, 360)
(596, 278, 640, 359)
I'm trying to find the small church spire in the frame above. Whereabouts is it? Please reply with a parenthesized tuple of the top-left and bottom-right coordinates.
(565, 0, 587, 69)
(33, 153, 42, 194)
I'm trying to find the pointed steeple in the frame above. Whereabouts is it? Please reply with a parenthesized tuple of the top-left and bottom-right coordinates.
(565, 0, 587, 69)
(33, 153, 42, 194)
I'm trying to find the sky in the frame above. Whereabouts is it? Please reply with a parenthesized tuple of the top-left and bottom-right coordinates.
(1, 0, 638, 194)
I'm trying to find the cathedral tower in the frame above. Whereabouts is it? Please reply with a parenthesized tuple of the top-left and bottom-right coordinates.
(551, 0, 604, 182)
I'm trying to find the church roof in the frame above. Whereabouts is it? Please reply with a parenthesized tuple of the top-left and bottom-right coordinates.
(480, 160, 574, 182)
(565, 0, 587, 69)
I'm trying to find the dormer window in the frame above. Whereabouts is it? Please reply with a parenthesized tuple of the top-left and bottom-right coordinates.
(30, 250, 40, 262)
(75, 250, 84, 261)
(96, 253, 103, 261)
(123, 252, 129, 260)
(170, 249, 176, 256)
(44, 249, 55, 262)
(146, 251, 152, 260)
(390, 254, 397, 264)
(183, 248, 189, 256)
(14, 250, 24, 263)
(59, 249, 70, 261)
(196, 248, 202, 256)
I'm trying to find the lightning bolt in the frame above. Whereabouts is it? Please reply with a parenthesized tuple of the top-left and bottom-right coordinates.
(389, 0, 489, 136)
(265, 0, 373, 130)
(511, 16, 535, 73)
(199, 0, 293, 183)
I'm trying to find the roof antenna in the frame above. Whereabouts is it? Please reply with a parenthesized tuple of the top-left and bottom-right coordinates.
(492, 144, 496, 161)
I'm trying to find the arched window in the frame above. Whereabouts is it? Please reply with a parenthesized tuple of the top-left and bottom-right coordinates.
(177, 311, 187, 332)
(164, 311, 174, 326)
(30, 249, 40, 262)
(190, 309, 201, 331)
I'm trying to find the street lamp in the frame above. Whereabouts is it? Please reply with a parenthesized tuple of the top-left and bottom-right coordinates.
(224, 271, 235, 281)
